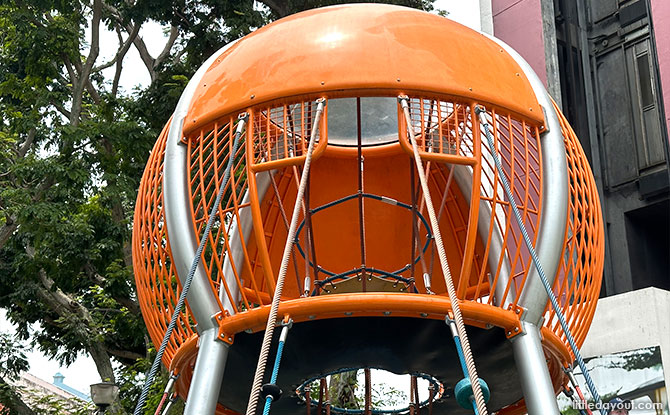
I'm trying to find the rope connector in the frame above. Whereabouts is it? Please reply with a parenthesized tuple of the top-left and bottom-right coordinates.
(261, 383, 283, 402)
(281, 317, 293, 329)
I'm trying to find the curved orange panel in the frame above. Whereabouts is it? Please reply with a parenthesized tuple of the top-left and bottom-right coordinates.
(182, 4, 544, 135)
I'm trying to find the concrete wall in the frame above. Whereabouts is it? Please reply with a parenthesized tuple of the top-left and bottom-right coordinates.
(580, 287, 670, 403)
(649, 0, 670, 140)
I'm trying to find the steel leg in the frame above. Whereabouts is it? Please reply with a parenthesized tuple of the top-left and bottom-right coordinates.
(510, 322, 560, 415)
(183, 328, 229, 415)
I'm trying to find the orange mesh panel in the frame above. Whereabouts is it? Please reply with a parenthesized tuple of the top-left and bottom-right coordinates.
(403, 97, 543, 310)
(476, 109, 543, 308)
(132, 121, 195, 366)
(545, 103, 605, 356)
(250, 100, 326, 171)
(185, 115, 266, 314)
(399, 97, 477, 165)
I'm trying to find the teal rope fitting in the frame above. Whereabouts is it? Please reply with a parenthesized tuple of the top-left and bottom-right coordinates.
(455, 378, 491, 411)
(262, 319, 293, 415)
(473, 105, 602, 413)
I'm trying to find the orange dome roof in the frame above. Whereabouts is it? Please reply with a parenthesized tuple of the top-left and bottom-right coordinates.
(183, 3, 544, 134)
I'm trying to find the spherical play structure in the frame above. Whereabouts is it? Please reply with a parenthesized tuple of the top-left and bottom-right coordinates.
(132, 4, 604, 415)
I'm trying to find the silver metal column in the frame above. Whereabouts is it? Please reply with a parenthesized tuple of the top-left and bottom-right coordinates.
(486, 34, 569, 413)
(183, 328, 230, 414)
(511, 322, 561, 415)
(163, 40, 240, 415)
(486, 34, 569, 326)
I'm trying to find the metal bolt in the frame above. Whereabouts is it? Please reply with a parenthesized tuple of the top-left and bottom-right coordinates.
(383, 311, 391, 316)
(397, 78, 401, 82)
(469, 87, 473, 91)
(321, 81, 325, 85)
(420, 313, 428, 317)
(344, 311, 353, 316)
(228, 336, 233, 341)
(529, 108, 533, 111)
(308, 315, 316, 319)
(250, 94, 255, 99)
(514, 327, 519, 332)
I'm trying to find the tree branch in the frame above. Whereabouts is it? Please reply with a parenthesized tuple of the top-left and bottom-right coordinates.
(93, 22, 140, 73)
(26, 245, 118, 387)
(16, 128, 36, 159)
(154, 25, 179, 68)
(259, 0, 289, 17)
(128, 28, 157, 81)
(106, 348, 144, 361)
(0, 375, 36, 415)
(0, 220, 18, 251)
(51, 99, 72, 119)
(70, 0, 102, 125)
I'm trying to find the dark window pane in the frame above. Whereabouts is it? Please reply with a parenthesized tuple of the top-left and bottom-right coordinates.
(637, 53, 653, 107)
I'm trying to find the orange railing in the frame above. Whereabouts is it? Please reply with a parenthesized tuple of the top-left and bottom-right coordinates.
(132, 93, 602, 383)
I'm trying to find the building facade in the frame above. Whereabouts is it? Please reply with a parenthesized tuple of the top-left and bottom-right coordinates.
(3, 372, 91, 414)
(491, 0, 670, 296)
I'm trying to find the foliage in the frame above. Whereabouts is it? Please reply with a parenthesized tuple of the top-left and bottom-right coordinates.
(0, 0, 435, 413)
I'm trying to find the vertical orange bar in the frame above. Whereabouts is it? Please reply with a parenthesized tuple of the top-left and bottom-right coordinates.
(245, 110, 277, 294)
(282, 105, 288, 159)
(457, 103, 482, 298)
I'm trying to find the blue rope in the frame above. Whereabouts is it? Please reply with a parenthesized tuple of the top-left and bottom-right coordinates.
(133, 115, 248, 415)
(262, 325, 289, 415)
(453, 334, 469, 376)
(477, 108, 602, 411)
(447, 318, 479, 414)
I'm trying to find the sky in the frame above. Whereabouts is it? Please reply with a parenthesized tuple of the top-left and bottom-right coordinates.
(0, 0, 481, 399)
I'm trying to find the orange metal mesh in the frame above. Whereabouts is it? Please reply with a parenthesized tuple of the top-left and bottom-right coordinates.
(403, 98, 543, 312)
(545, 103, 604, 353)
(475, 108, 543, 307)
(132, 121, 195, 367)
(404, 98, 472, 157)
(132, 95, 604, 399)
(185, 115, 271, 314)
(250, 101, 326, 171)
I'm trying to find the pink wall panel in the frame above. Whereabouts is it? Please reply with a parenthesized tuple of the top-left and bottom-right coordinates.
(492, 0, 547, 86)
(650, 0, 670, 139)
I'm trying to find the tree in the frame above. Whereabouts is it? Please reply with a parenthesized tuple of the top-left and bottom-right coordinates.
(0, 0, 435, 413)
(0, 332, 32, 414)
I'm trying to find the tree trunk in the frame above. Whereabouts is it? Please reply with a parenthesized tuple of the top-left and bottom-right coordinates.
(329, 370, 359, 409)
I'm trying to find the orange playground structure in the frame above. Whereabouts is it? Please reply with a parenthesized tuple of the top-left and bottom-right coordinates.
(132, 4, 604, 415)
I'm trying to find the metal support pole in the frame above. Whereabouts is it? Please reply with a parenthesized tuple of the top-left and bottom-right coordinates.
(484, 34, 568, 325)
(183, 328, 230, 415)
(510, 322, 560, 415)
